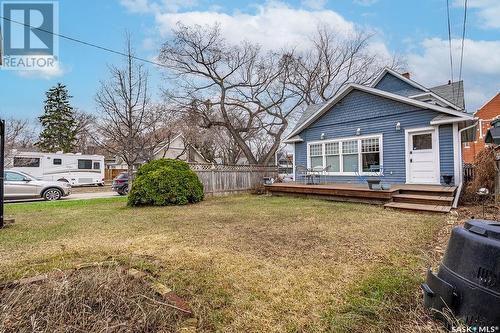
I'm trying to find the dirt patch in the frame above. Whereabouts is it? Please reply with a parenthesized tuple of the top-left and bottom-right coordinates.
(0, 265, 188, 332)
(231, 225, 336, 259)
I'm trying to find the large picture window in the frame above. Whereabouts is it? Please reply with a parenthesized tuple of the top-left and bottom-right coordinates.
(307, 135, 382, 175)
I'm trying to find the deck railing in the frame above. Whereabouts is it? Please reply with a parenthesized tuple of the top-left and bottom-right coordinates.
(189, 163, 278, 195)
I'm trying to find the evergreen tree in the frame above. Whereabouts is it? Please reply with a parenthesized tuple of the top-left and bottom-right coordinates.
(37, 83, 77, 153)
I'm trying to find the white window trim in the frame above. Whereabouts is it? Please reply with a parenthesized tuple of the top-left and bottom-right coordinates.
(404, 126, 441, 185)
(306, 134, 383, 176)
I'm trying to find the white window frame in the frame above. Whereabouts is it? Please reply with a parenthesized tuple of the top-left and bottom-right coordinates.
(306, 134, 383, 176)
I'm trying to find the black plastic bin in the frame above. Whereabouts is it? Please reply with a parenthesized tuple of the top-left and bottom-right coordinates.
(422, 220, 500, 327)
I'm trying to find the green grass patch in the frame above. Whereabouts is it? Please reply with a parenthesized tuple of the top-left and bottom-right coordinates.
(1, 195, 447, 332)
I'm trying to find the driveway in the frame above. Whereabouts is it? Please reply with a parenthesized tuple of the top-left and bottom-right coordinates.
(5, 191, 121, 204)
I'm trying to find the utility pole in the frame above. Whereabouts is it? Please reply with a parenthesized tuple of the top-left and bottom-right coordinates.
(0, 119, 4, 228)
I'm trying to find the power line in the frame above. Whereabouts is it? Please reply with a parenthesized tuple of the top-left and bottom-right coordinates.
(458, 0, 468, 84)
(446, 0, 456, 102)
(0, 16, 168, 69)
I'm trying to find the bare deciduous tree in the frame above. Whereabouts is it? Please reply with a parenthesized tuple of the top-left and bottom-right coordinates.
(291, 26, 404, 105)
(4, 117, 37, 167)
(159, 24, 403, 165)
(158, 24, 302, 166)
(95, 36, 168, 179)
(5, 117, 36, 151)
(73, 110, 100, 154)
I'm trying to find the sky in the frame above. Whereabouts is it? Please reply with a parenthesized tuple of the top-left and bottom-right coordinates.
(1, 0, 500, 121)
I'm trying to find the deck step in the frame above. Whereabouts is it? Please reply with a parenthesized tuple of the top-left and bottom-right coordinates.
(392, 193, 454, 206)
(384, 202, 452, 213)
(399, 188, 456, 197)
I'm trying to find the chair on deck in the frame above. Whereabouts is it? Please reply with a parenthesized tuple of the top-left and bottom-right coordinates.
(296, 165, 322, 184)
(313, 165, 331, 184)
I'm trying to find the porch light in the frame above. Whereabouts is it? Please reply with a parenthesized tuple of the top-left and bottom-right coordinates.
(395, 122, 401, 131)
(356, 128, 361, 136)
(321, 132, 326, 140)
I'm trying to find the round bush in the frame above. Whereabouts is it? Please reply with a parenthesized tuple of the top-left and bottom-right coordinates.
(127, 159, 204, 207)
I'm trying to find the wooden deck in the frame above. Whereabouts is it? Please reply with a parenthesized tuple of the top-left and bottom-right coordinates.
(266, 182, 457, 213)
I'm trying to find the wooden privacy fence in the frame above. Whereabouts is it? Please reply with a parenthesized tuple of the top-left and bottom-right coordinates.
(189, 163, 278, 195)
(463, 163, 475, 182)
(105, 168, 127, 181)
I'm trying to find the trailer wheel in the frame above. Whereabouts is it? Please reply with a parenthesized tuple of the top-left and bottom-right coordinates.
(43, 188, 62, 201)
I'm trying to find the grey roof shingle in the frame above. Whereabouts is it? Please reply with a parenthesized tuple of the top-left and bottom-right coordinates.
(289, 102, 327, 134)
(430, 81, 465, 110)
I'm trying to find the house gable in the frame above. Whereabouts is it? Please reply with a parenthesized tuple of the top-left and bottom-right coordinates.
(373, 72, 426, 97)
(476, 93, 500, 120)
(306, 89, 432, 130)
(286, 84, 472, 141)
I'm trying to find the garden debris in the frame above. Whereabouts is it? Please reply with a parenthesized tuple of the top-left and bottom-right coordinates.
(0, 264, 193, 332)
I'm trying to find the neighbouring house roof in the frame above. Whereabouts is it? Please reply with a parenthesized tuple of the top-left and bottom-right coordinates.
(429, 81, 465, 110)
(153, 133, 184, 156)
(485, 126, 500, 145)
(284, 82, 474, 141)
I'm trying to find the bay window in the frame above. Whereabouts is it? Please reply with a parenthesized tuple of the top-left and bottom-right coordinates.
(307, 134, 382, 175)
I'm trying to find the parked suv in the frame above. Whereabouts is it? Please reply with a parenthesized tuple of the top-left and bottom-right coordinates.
(3, 170, 71, 201)
(111, 172, 129, 195)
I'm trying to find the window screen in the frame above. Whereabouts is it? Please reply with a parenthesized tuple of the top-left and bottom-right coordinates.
(93, 162, 100, 170)
(53, 158, 62, 165)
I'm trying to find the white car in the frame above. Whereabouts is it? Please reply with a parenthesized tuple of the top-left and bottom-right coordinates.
(3, 170, 71, 201)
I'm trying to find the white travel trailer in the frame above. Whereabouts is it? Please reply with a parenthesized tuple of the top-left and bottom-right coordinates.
(10, 151, 105, 186)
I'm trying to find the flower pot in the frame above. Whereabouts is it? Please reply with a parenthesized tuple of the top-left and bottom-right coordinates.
(367, 179, 381, 190)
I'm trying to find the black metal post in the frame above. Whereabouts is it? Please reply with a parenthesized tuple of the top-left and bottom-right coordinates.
(0, 118, 4, 228)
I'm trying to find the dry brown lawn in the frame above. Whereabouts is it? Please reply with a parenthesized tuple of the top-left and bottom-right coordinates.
(1, 195, 450, 332)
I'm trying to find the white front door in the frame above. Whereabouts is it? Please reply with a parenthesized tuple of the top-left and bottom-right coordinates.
(407, 129, 439, 184)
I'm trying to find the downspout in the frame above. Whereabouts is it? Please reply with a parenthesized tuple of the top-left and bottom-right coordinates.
(453, 120, 479, 208)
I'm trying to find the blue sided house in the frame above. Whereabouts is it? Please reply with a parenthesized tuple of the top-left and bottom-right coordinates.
(284, 68, 475, 188)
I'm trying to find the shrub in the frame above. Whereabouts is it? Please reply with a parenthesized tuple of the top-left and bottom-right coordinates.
(136, 158, 190, 177)
(462, 146, 497, 204)
(128, 159, 204, 206)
